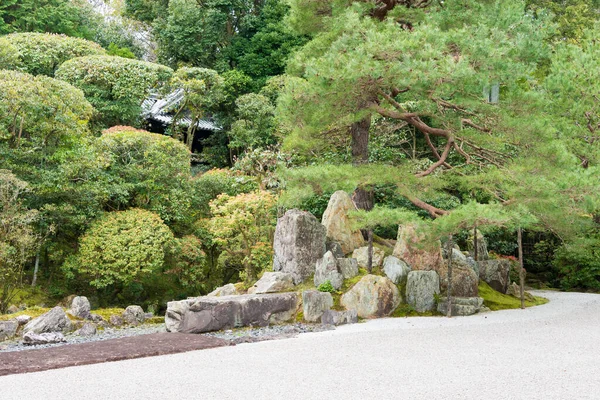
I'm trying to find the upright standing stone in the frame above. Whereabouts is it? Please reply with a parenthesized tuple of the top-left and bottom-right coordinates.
(273, 209, 326, 284)
(302, 291, 333, 322)
(406, 271, 440, 312)
(352, 246, 385, 269)
(383, 256, 411, 285)
(69, 296, 91, 319)
(0, 320, 18, 341)
(479, 260, 511, 294)
(321, 191, 364, 255)
(122, 305, 146, 325)
(393, 225, 443, 272)
(337, 258, 359, 279)
(340, 275, 400, 318)
(314, 251, 344, 290)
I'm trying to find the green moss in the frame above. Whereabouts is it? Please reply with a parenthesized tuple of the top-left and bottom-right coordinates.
(146, 316, 164, 324)
(391, 303, 442, 317)
(478, 281, 548, 311)
(9, 287, 52, 308)
(295, 311, 304, 323)
(0, 306, 51, 321)
(92, 307, 126, 321)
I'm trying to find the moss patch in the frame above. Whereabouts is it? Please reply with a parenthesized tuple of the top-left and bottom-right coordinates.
(479, 281, 548, 311)
(145, 316, 164, 324)
(92, 307, 126, 321)
(0, 306, 51, 321)
(391, 303, 442, 318)
(8, 287, 52, 308)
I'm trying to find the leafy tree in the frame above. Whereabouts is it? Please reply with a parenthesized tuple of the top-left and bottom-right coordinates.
(0, 170, 38, 313)
(64, 208, 175, 289)
(527, 0, 600, 42)
(228, 93, 277, 153)
(209, 191, 277, 282)
(55, 55, 173, 128)
(0, 32, 106, 76)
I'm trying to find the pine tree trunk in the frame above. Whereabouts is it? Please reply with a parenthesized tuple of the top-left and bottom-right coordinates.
(352, 186, 374, 270)
(367, 230, 374, 273)
(446, 234, 453, 318)
(473, 223, 478, 261)
(31, 250, 40, 287)
(350, 116, 371, 165)
(518, 228, 525, 309)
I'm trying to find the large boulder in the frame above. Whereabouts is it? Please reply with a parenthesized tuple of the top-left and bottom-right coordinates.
(467, 230, 489, 261)
(393, 225, 443, 272)
(437, 252, 479, 298)
(122, 305, 146, 325)
(352, 246, 385, 269)
(22, 332, 66, 346)
(15, 315, 31, 325)
(340, 275, 400, 318)
(23, 306, 72, 334)
(207, 283, 240, 297)
(479, 259, 511, 294)
(437, 297, 483, 316)
(273, 209, 326, 284)
(321, 309, 358, 326)
(302, 291, 333, 322)
(337, 258, 359, 280)
(248, 272, 294, 294)
(314, 251, 344, 290)
(0, 320, 18, 341)
(406, 271, 440, 312)
(74, 322, 97, 336)
(321, 191, 364, 255)
(326, 239, 345, 258)
(383, 256, 411, 285)
(165, 292, 299, 333)
(6, 305, 19, 314)
(69, 296, 91, 319)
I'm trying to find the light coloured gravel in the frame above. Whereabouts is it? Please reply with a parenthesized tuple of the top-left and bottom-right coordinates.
(1, 290, 599, 400)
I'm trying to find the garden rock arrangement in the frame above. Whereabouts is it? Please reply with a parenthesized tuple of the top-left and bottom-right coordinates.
(406, 271, 440, 312)
(68, 296, 91, 319)
(248, 272, 294, 294)
(479, 259, 511, 294)
(165, 292, 300, 333)
(207, 283, 240, 297)
(314, 251, 344, 290)
(24, 306, 72, 334)
(302, 291, 334, 322)
(321, 190, 364, 254)
(341, 275, 400, 318)
(273, 209, 327, 284)
(437, 297, 484, 316)
(352, 246, 385, 269)
(383, 256, 411, 285)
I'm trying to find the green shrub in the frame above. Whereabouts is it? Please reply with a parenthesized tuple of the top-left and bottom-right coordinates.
(317, 280, 335, 293)
(55, 55, 173, 127)
(554, 234, 600, 291)
(65, 208, 176, 288)
(0, 33, 106, 76)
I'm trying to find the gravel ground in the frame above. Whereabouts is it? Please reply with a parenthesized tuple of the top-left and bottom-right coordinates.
(0, 322, 333, 352)
(1, 290, 599, 400)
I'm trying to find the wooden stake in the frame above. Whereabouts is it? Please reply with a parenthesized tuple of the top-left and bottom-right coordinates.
(518, 227, 525, 309)
(447, 234, 453, 318)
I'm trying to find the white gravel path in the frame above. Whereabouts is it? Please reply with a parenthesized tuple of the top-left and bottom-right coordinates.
(2, 290, 599, 400)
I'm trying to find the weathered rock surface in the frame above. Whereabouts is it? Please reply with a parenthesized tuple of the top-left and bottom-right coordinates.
(383, 256, 411, 285)
(165, 292, 299, 333)
(326, 239, 345, 258)
(22, 332, 66, 346)
(89, 313, 104, 323)
(467, 230, 489, 261)
(507, 282, 536, 302)
(273, 209, 326, 284)
(207, 283, 240, 297)
(69, 296, 91, 319)
(352, 246, 385, 269)
(321, 309, 358, 326)
(479, 259, 511, 294)
(437, 297, 484, 316)
(302, 291, 333, 323)
(406, 271, 440, 312)
(314, 251, 344, 290)
(15, 315, 31, 325)
(393, 225, 443, 272)
(0, 320, 18, 341)
(248, 272, 294, 294)
(109, 315, 123, 326)
(321, 191, 364, 255)
(75, 322, 97, 336)
(123, 305, 146, 325)
(23, 306, 72, 334)
(6, 305, 19, 314)
(337, 258, 359, 280)
(438, 264, 479, 297)
(340, 275, 400, 318)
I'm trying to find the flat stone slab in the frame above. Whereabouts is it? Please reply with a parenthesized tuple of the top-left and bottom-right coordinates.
(166, 292, 299, 333)
(0, 333, 231, 377)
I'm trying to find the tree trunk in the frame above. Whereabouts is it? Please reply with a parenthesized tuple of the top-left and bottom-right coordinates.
(367, 230, 374, 273)
(352, 186, 374, 270)
(350, 116, 371, 165)
(473, 223, 478, 261)
(518, 228, 525, 309)
(446, 234, 453, 318)
(31, 249, 40, 287)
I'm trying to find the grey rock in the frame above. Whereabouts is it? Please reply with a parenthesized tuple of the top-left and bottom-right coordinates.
(123, 305, 146, 325)
(109, 315, 123, 326)
(393, 225, 444, 271)
(326, 240, 345, 258)
(144, 312, 154, 319)
(406, 271, 440, 312)
(75, 322, 97, 336)
(248, 272, 294, 294)
(207, 283, 240, 297)
(467, 230, 489, 261)
(302, 291, 333, 323)
(314, 251, 344, 290)
(507, 282, 535, 302)
(337, 258, 359, 280)
(437, 297, 483, 316)
(273, 209, 326, 284)
(383, 256, 411, 285)
(23, 306, 72, 334)
(165, 292, 299, 334)
(352, 246, 385, 269)
(321, 191, 365, 255)
(0, 320, 18, 341)
(340, 275, 400, 318)
(89, 313, 104, 323)
(22, 332, 66, 346)
(15, 315, 31, 325)
(321, 309, 358, 326)
(479, 259, 511, 294)
(69, 296, 91, 319)
(6, 305, 19, 314)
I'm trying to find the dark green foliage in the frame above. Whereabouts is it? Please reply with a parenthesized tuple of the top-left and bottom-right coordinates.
(317, 280, 336, 293)
(554, 234, 600, 291)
